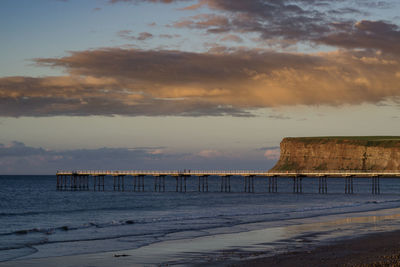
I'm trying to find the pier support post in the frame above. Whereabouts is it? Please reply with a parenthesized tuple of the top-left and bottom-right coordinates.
(372, 176, 380, 195)
(220, 176, 231, 192)
(134, 176, 137, 192)
(73, 174, 77, 191)
(133, 175, 144, 192)
(244, 176, 254, 193)
(268, 176, 278, 193)
(198, 176, 201, 192)
(268, 176, 271, 193)
(176, 176, 182, 193)
(198, 176, 209, 192)
(140, 175, 145, 192)
(94, 175, 103, 191)
(175, 176, 188, 193)
(117, 175, 125, 191)
(155, 175, 165, 192)
(293, 176, 303, 194)
(160, 175, 165, 192)
(318, 177, 327, 194)
(61, 175, 64, 190)
(345, 177, 354, 194)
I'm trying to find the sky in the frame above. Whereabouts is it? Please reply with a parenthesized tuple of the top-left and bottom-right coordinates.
(1, 0, 400, 174)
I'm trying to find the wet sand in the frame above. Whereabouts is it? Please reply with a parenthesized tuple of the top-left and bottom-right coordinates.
(2, 230, 400, 266)
(232, 230, 400, 267)
(3, 230, 400, 266)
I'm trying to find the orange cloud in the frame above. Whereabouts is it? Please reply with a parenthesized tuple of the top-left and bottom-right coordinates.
(1, 48, 400, 117)
(264, 148, 280, 160)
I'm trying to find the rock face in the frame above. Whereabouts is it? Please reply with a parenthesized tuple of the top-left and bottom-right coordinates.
(271, 137, 400, 172)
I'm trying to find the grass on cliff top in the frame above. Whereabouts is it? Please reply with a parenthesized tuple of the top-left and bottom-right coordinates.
(284, 136, 400, 147)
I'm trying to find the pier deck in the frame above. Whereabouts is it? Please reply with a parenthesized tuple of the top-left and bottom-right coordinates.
(57, 170, 400, 177)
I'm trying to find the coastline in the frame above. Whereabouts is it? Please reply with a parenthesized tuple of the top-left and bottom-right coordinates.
(3, 205, 400, 266)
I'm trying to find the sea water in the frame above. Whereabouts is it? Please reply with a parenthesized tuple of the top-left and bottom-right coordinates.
(2, 175, 400, 262)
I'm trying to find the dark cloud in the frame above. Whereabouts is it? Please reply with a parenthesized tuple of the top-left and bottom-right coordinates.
(319, 20, 400, 54)
(355, 0, 394, 9)
(257, 146, 280, 151)
(159, 34, 181, 39)
(268, 114, 292, 120)
(142, 0, 400, 52)
(170, 0, 344, 45)
(0, 141, 46, 157)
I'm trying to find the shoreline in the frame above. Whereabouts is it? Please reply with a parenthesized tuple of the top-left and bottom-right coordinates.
(3, 229, 400, 266)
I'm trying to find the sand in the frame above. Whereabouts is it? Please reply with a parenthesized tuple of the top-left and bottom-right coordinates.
(232, 230, 400, 267)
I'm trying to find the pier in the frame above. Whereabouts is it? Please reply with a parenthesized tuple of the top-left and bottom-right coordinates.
(56, 170, 400, 194)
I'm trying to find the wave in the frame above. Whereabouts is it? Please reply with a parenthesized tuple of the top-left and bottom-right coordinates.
(2, 197, 400, 239)
(0, 206, 147, 217)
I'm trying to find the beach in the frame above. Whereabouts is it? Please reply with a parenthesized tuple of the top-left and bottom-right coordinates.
(235, 230, 400, 267)
(3, 215, 400, 266)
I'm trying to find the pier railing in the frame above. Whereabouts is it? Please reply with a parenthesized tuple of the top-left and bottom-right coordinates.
(56, 170, 400, 177)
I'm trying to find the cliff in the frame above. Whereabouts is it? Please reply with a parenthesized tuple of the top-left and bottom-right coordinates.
(271, 137, 400, 172)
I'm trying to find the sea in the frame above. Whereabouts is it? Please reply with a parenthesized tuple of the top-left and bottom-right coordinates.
(2, 175, 400, 265)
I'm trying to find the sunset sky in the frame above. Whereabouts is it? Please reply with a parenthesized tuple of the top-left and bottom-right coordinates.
(1, 0, 400, 174)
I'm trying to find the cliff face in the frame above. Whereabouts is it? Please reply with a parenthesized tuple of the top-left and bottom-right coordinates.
(271, 137, 400, 172)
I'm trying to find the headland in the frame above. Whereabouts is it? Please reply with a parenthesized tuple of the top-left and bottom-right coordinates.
(271, 136, 400, 172)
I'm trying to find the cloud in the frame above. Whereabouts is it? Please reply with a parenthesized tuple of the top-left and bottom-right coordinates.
(319, 20, 400, 54)
(197, 149, 221, 158)
(1, 47, 400, 117)
(162, 0, 400, 51)
(221, 34, 243, 43)
(2, 0, 399, 118)
(264, 148, 280, 160)
(268, 114, 291, 120)
(0, 142, 276, 174)
(159, 34, 181, 39)
(117, 30, 154, 41)
(110, 0, 189, 3)
(0, 141, 168, 174)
